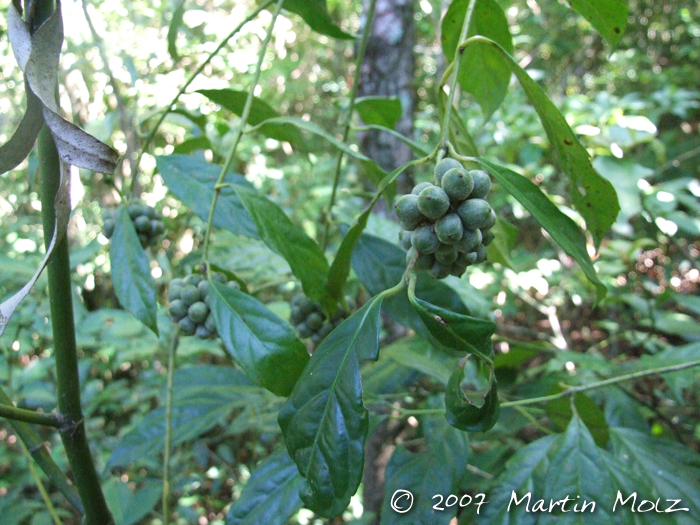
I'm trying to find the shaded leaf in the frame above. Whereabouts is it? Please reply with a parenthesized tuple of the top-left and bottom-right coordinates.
(279, 297, 384, 517)
(477, 159, 607, 302)
(445, 360, 500, 432)
(197, 89, 305, 149)
(225, 449, 304, 525)
(281, 0, 353, 40)
(547, 391, 610, 448)
(382, 336, 459, 385)
(156, 154, 259, 239)
(208, 280, 309, 397)
(103, 479, 161, 525)
(442, 0, 514, 120)
(354, 96, 402, 129)
(172, 135, 210, 154)
(109, 207, 158, 335)
(569, 0, 628, 48)
(0, 86, 42, 175)
(381, 413, 469, 525)
(167, 0, 187, 61)
(233, 184, 330, 307)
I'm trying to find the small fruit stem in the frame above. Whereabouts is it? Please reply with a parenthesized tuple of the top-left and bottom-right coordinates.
(201, 0, 285, 264)
(321, 0, 378, 251)
(128, 0, 275, 198)
(438, 0, 478, 150)
(162, 329, 180, 525)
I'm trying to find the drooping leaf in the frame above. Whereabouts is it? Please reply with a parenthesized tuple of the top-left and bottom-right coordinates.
(352, 233, 475, 346)
(569, 0, 628, 48)
(109, 207, 158, 335)
(279, 297, 384, 517)
(442, 0, 514, 120)
(233, 184, 330, 307)
(103, 479, 162, 525)
(225, 449, 304, 525)
(408, 284, 496, 362)
(156, 154, 259, 239)
(108, 366, 269, 467)
(281, 0, 353, 40)
(208, 280, 309, 397)
(354, 96, 402, 129)
(477, 159, 607, 302)
(381, 413, 469, 525)
(0, 86, 42, 175)
(445, 360, 500, 432)
(197, 89, 306, 149)
(468, 41, 620, 247)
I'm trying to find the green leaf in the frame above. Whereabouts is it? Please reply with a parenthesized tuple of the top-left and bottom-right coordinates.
(197, 89, 306, 149)
(109, 207, 158, 335)
(352, 233, 476, 346)
(172, 135, 210, 154)
(0, 87, 42, 175)
(541, 415, 621, 524)
(281, 0, 353, 40)
(438, 91, 479, 157)
(208, 280, 309, 397)
(381, 413, 469, 524)
(225, 449, 304, 525)
(108, 366, 266, 467)
(167, 0, 187, 61)
(445, 360, 500, 432)
(354, 96, 402, 129)
(546, 391, 610, 447)
(470, 41, 620, 246)
(408, 284, 496, 362)
(610, 428, 700, 522)
(156, 154, 259, 239)
(103, 479, 161, 525)
(486, 216, 518, 269)
(279, 297, 384, 517)
(382, 336, 459, 385)
(442, 0, 514, 120)
(233, 185, 330, 306)
(477, 159, 607, 302)
(569, 0, 628, 48)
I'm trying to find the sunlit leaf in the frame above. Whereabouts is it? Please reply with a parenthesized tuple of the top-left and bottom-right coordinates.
(208, 280, 309, 397)
(281, 0, 353, 40)
(569, 0, 628, 48)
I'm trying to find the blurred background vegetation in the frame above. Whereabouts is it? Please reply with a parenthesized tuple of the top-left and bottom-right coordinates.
(1, 0, 699, 523)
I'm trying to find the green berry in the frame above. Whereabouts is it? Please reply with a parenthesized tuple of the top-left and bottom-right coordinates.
(170, 278, 184, 288)
(441, 168, 474, 202)
(150, 219, 165, 236)
(435, 213, 463, 244)
(134, 215, 151, 233)
(212, 273, 227, 283)
(195, 325, 214, 339)
(180, 284, 201, 306)
(394, 194, 425, 231)
(128, 202, 142, 219)
(178, 316, 197, 336)
(481, 230, 495, 246)
(469, 170, 491, 199)
(184, 274, 203, 286)
(475, 244, 487, 263)
(460, 251, 479, 265)
(455, 228, 482, 253)
(483, 209, 496, 230)
(457, 199, 492, 229)
(290, 306, 305, 324)
(205, 312, 217, 332)
(406, 246, 418, 266)
(188, 301, 209, 324)
(429, 261, 451, 279)
(399, 230, 413, 251)
(306, 312, 325, 331)
(299, 297, 317, 317)
(417, 186, 450, 221)
(411, 181, 433, 195)
(103, 219, 115, 238)
(450, 261, 469, 277)
(198, 280, 209, 298)
(296, 323, 313, 339)
(138, 234, 150, 247)
(434, 158, 462, 186)
(411, 224, 439, 253)
(416, 253, 435, 271)
(226, 280, 241, 290)
(167, 285, 182, 302)
(317, 323, 334, 339)
(434, 243, 458, 265)
(169, 299, 188, 322)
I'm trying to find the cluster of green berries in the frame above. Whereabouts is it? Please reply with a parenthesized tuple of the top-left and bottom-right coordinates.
(167, 273, 239, 338)
(395, 157, 496, 279)
(289, 294, 350, 346)
(103, 201, 165, 248)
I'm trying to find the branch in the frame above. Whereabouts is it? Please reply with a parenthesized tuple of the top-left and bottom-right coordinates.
(0, 400, 64, 428)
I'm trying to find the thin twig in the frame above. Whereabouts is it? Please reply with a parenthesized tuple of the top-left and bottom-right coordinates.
(162, 330, 179, 525)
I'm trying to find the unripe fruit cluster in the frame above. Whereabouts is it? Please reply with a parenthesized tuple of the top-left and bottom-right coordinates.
(167, 273, 240, 338)
(289, 293, 350, 346)
(103, 201, 165, 248)
(395, 158, 496, 279)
